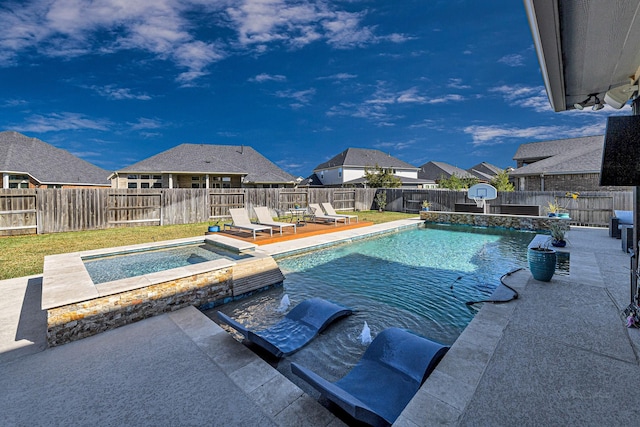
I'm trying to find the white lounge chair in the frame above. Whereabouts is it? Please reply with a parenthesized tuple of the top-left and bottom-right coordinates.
(254, 206, 296, 235)
(321, 202, 358, 224)
(309, 204, 347, 226)
(224, 208, 273, 240)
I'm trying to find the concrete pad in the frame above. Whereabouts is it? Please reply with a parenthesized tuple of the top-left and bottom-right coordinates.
(0, 275, 47, 363)
(0, 311, 276, 427)
(458, 327, 640, 426)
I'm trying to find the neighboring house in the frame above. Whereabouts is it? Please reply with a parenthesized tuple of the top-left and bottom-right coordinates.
(466, 162, 503, 181)
(418, 161, 478, 183)
(0, 131, 110, 189)
(509, 135, 627, 191)
(310, 147, 435, 188)
(110, 143, 296, 189)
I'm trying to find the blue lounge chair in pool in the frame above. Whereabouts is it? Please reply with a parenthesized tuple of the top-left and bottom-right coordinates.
(216, 298, 353, 358)
(291, 327, 449, 427)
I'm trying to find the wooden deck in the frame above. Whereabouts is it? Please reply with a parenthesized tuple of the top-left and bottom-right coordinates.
(211, 220, 374, 245)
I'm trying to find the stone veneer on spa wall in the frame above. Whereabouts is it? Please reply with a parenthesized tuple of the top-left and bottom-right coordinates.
(419, 211, 570, 232)
(43, 235, 285, 347)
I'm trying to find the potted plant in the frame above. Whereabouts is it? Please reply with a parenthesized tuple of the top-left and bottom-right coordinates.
(548, 222, 568, 247)
(546, 200, 561, 217)
(421, 200, 431, 211)
(208, 220, 220, 233)
(527, 242, 557, 282)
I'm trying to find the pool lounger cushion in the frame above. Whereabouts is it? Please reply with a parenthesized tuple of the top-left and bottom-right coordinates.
(216, 297, 353, 358)
(291, 327, 449, 427)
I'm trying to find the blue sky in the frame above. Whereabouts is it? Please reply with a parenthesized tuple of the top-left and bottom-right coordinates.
(0, 0, 630, 178)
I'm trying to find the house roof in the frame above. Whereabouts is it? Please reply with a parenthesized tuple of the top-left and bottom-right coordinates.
(467, 162, 503, 177)
(313, 148, 418, 171)
(418, 161, 476, 180)
(342, 175, 435, 186)
(117, 143, 296, 184)
(513, 135, 603, 163)
(509, 136, 604, 176)
(0, 131, 110, 186)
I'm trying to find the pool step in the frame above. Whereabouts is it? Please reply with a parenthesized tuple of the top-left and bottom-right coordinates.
(232, 256, 285, 296)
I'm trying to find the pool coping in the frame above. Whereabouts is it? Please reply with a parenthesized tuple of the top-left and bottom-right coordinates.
(42, 235, 258, 310)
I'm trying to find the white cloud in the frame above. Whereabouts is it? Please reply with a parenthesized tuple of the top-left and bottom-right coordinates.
(275, 88, 316, 107)
(128, 117, 165, 131)
(489, 85, 552, 113)
(250, 73, 287, 82)
(447, 78, 471, 90)
(463, 122, 608, 146)
(498, 53, 525, 67)
(90, 85, 151, 100)
(0, 0, 225, 82)
(317, 73, 357, 80)
(426, 94, 464, 104)
(1, 0, 407, 83)
(12, 112, 111, 132)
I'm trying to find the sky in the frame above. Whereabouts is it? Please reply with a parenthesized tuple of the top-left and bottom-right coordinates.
(0, 0, 632, 178)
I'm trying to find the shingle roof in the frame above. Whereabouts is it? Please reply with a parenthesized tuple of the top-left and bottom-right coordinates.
(512, 135, 603, 162)
(313, 148, 418, 171)
(118, 143, 296, 184)
(418, 161, 477, 180)
(509, 141, 603, 176)
(0, 131, 110, 186)
(467, 162, 503, 179)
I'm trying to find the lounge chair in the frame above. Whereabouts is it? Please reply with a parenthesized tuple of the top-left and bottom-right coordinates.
(217, 297, 353, 358)
(291, 327, 449, 427)
(253, 206, 296, 235)
(321, 202, 358, 224)
(224, 208, 273, 240)
(309, 203, 347, 226)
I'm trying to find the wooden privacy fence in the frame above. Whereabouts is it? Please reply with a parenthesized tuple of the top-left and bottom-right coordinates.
(0, 188, 631, 236)
(0, 188, 377, 236)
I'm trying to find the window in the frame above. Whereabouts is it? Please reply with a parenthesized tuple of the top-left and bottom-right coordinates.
(153, 182, 162, 188)
(127, 174, 138, 180)
(8, 174, 29, 188)
(128, 182, 137, 189)
(140, 175, 150, 180)
(140, 182, 150, 188)
(153, 175, 162, 180)
(338, 168, 342, 178)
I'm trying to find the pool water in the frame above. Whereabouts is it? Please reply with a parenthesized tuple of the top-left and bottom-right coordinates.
(83, 242, 248, 284)
(208, 224, 564, 388)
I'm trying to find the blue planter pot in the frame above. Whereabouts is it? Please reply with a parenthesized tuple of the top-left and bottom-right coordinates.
(558, 212, 570, 218)
(527, 247, 556, 282)
(208, 225, 220, 232)
(551, 239, 566, 247)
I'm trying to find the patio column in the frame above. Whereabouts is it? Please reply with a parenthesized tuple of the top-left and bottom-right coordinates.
(632, 97, 640, 305)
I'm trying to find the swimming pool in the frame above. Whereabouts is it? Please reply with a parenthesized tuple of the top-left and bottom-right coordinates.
(83, 242, 250, 284)
(207, 224, 562, 385)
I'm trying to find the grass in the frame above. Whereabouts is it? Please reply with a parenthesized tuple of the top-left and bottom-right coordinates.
(0, 210, 416, 280)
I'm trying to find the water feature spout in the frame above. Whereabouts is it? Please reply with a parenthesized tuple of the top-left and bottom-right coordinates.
(358, 321, 372, 345)
(276, 294, 291, 313)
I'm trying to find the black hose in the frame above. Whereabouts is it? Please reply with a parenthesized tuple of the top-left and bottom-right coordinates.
(465, 267, 523, 306)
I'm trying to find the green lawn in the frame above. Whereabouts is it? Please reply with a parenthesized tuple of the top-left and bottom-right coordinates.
(0, 210, 416, 280)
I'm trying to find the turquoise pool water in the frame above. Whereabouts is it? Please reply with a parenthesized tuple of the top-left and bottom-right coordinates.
(208, 224, 564, 385)
(83, 242, 248, 284)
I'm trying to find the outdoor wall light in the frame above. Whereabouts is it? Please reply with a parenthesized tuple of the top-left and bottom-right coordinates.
(573, 93, 604, 111)
(592, 96, 605, 111)
(573, 94, 593, 110)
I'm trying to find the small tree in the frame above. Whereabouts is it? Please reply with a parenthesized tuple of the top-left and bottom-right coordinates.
(438, 173, 478, 190)
(364, 164, 401, 188)
(490, 170, 515, 192)
(374, 191, 387, 212)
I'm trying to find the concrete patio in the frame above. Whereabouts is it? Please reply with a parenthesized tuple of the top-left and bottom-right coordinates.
(1, 221, 639, 426)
